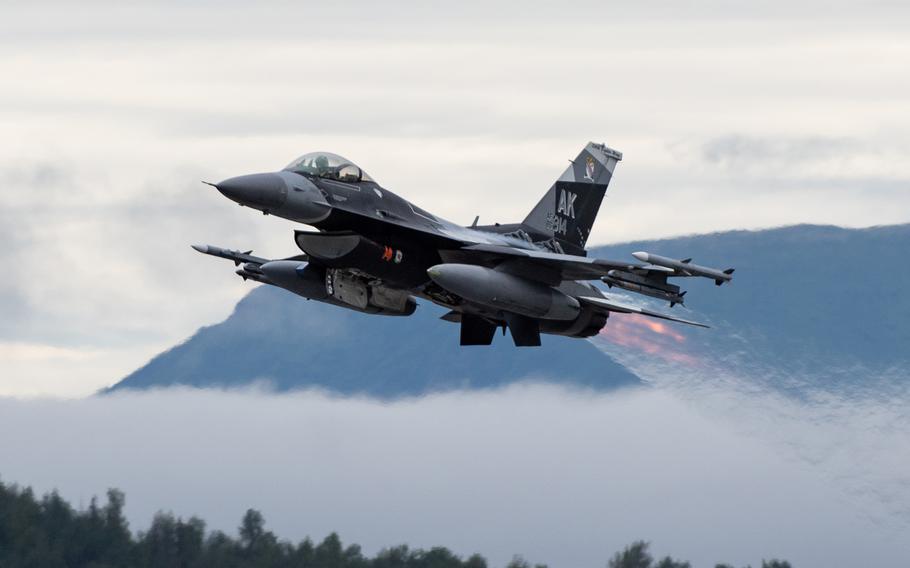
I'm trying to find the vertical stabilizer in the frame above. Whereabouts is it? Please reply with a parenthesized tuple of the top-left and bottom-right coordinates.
(522, 142, 622, 255)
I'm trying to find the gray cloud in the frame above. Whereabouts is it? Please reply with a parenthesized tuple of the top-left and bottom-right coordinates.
(0, 384, 907, 568)
(0, 210, 30, 325)
(4, 2, 910, 45)
(0, 162, 70, 189)
(0, 162, 264, 347)
(592, 321, 910, 526)
(701, 135, 862, 168)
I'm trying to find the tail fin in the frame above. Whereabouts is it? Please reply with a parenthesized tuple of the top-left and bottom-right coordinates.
(522, 142, 622, 255)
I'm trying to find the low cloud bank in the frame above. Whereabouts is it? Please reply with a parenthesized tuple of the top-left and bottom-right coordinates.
(1, 384, 907, 568)
(594, 314, 910, 528)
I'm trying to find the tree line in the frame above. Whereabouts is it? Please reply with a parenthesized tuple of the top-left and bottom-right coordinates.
(0, 479, 791, 568)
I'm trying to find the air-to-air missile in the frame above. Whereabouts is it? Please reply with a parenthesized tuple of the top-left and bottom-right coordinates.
(191, 244, 268, 266)
(193, 243, 416, 316)
(601, 269, 687, 306)
(631, 251, 735, 286)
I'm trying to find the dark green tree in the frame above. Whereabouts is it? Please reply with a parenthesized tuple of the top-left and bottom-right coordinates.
(373, 544, 411, 568)
(174, 517, 206, 567)
(0, 478, 798, 568)
(198, 530, 241, 568)
(291, 536, 316, 567)
(505, 556, 531, 568)
(99, 489, 132, 565)
(343, 542, 368, 568)
(609, 541, 653, 568)
(463, 553, 488, 568)
(415, 546, 468, 568)
(239, 509, 266, 551)
(313, 531, 345, 568)
(655, 556, 691, 568)
(140, 512, 180, 567)
(238, 508, 283, 566)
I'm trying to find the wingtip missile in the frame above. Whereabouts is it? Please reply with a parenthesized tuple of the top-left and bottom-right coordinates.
(633, 251, 734, 284)
(191, 244, 208, 254)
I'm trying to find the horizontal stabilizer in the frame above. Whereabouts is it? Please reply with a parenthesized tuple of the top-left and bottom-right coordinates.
(579, 296, 709, 328)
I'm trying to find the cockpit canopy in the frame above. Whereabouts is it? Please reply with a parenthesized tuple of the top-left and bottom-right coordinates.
(283, 152, 374, 183)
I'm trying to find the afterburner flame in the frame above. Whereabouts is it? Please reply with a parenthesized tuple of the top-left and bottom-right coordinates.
(598, 315, 698, 365)
(638, 320, 687, 343)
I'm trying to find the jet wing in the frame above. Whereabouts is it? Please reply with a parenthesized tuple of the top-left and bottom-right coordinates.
(446, 244, 637, 282)
(578, 295, 709, 328)
(446, 244, 733, 308)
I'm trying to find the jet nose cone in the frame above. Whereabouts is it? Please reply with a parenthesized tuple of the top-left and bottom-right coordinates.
(215, 173, 288, 210)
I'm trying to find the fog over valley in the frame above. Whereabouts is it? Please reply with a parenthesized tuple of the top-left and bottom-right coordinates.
(1, 377, 908, 568)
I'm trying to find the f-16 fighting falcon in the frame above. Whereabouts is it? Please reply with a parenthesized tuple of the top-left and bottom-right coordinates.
(195, 143, 734, 346)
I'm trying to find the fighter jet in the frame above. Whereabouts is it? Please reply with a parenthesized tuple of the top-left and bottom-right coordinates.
(194, 143, 733, 346)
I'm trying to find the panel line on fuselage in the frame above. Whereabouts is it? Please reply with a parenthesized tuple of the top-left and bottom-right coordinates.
(320, 179, 362, 192)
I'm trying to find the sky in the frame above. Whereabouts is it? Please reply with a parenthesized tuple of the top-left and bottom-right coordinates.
(2, 1, 909, 394)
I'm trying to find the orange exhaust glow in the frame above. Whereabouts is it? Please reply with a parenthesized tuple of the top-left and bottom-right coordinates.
(598, 314, 698, 366)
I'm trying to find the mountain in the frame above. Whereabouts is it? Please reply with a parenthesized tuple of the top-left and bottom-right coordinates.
(109, 284, 640, 397)
(110, 224, 910, 396)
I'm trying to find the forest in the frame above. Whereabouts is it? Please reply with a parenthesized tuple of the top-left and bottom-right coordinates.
(0, 480, 792, 568)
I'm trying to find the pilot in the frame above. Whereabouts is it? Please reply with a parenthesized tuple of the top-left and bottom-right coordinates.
(314, 154, 330, 175)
